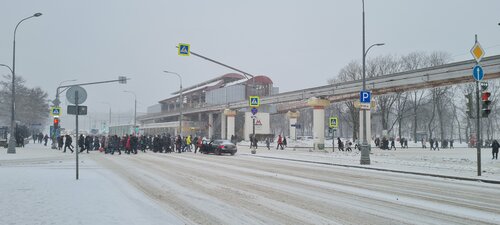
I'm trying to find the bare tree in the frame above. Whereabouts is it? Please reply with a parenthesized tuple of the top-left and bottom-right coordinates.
(0, 75, 49, 127)
(331, 61, 363, 139)
(401, 52, 429, 142)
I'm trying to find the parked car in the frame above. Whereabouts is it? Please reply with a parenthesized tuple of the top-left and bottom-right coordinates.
(200, 139, 237, 155)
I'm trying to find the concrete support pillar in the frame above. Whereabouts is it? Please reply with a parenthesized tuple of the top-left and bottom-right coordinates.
(307, 97, 330, 150)
(359, 110, 371, 143)
(208, 113, 214, 139)
(224, 109, 237, 140)
(286, 111, 300, 141)
(221, 111, 226, 139)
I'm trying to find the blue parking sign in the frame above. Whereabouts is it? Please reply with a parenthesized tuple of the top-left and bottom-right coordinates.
(360, 91, 371, 103)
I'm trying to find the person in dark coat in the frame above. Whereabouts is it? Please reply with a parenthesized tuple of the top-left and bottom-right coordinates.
(111, 135, 121, 155)
(337, 137, 344, 151)
(93, 136, 100, 150)
(175, 135, 182, 153)
(80, 135, 90, 153)
(57, 136, 64, 150)
(43, 134, 49, 146)
(492, 140, 499, 160)
(85, 135, 92, 151)
(63, 135, 73, 153)
(389, 137, 396, 150)
(78, 134, 85, 151)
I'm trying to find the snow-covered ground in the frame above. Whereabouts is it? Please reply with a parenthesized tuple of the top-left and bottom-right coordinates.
(239, 140, 500, 181)
(2, 142, 500, 224)
(0, 145, 185, 225)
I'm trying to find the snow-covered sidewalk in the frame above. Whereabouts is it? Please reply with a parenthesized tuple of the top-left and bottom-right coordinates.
(0, 145, 184, 225)
(238, 143, 500, 182)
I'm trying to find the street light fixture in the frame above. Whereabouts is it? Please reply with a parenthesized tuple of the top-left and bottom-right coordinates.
(0, 64, 14, 74)
(163, 71, 183, 136)
(8, 13, 43, 154)
(123, 91, 137, 133)
(360, 0, 384, 165)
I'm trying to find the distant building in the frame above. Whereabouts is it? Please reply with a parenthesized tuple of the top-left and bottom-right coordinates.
(139, 73, 276, 138)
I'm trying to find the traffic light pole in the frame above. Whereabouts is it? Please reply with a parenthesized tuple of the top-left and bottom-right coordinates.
(475, 80, 481, 176)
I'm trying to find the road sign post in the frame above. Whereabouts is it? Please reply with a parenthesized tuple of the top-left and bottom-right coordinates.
(471, 35, 485, 176)
(329, 117, 338, 152)
(249, 96, 260, 154)
(66, 85, 87, 180)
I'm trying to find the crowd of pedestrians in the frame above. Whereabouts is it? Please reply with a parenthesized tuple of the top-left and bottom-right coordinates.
(31, 131, 500, 160)
(47, 133, 209, 155)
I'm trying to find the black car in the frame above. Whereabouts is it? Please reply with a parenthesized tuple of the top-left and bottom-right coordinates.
(200, 139, 237, 155)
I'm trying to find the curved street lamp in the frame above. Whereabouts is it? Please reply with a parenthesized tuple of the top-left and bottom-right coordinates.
(163, 71, 183, 136)
(0, 64, 14, 74)
(8, 13, 43, 154)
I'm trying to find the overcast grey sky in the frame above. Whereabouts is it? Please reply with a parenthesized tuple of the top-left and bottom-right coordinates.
(1, 0, 500, 118)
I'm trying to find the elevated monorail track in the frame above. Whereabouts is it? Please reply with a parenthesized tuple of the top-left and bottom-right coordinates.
(140, 55, 500, 121)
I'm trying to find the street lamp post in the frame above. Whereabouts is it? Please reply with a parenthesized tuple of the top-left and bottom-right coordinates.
(163, 71, 183, 136)
(360, 0, 384, 164)
(8, 13, 42, 154)
(123, 91, 137, 133)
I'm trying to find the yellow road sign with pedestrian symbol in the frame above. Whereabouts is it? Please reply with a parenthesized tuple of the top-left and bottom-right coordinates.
(329, 117, 338, 128)
(178, 43, 190, 56)
(249, 96, 260, 107)
(50, 107, 62, 116)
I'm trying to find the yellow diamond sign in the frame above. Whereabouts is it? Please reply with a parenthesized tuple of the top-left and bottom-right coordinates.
(470, 42, 485, 63)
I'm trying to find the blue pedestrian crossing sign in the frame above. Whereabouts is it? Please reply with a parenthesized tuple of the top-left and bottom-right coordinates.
(360, 91, 371, 103)
(472, 65, 484, 81)
(178, 43, 190, 56)
(249, 96, 260, 107)
(50, 107, 62, 116)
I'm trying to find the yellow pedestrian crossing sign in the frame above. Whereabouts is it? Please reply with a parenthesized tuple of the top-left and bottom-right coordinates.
(249, 96, 260, 107)
(50, 107, 62, 116)
(329, 117, 338, 128)
(178, 43, 190, 56)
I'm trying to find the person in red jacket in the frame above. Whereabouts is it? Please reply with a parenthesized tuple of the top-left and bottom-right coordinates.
(276, 135, 283, 150)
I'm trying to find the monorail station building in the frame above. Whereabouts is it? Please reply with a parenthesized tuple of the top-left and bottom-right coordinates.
(137, 73, 277, 140)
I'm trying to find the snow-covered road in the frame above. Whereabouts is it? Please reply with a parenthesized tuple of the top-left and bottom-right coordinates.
(2, 144, 500, 225)
(91, 149, 500, 225)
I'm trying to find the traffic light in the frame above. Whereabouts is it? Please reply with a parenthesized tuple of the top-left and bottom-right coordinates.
(53, 117, 60, 129)
(481, 91, 491, 117)
(465, 93, 473, 118)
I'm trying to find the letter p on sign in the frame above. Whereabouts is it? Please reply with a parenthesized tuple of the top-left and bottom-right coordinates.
(360, 91, 371, 103)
